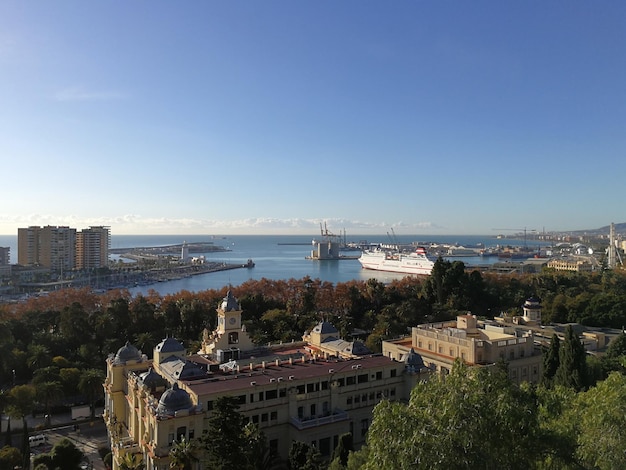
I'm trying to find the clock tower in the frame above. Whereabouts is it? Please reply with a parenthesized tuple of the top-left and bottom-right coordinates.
(199, 289, 255, 360)
(217, 289, 242, 334)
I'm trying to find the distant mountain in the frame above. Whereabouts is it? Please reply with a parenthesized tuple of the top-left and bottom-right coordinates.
(569, 222, 626, 236)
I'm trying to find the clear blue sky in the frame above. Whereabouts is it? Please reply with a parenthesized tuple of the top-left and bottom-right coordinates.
(1, 1, 625, 236)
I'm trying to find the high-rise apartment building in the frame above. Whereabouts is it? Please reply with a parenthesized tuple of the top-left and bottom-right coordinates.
(18, 225, 109, 271)
(18, 226, 76, 272)
(0, 247, 9, 266)
(76, 226, 110, 269)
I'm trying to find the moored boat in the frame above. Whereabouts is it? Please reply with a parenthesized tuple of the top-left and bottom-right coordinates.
(358, 246, 435, 275)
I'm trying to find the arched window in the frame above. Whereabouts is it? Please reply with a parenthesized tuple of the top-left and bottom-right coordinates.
(228, 332, 239, 344)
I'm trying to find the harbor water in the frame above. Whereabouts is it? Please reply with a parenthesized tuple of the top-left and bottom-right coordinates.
(0, 234, 544, 296)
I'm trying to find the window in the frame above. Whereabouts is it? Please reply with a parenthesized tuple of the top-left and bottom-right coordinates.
(509, 350, 515, 360)
(269, 439, 278, 458)
(297, 385, 305, 394)
(250, 394, 254, 403)
(376, 371, 382, 380)
(357, 374, 368, 384)
(319, 437, 331, 456)
(261, 413, 268, 422)
(238, 395, 246, 405)
(279, 388, 286, 398)
(347, 396, 353, 405)
(168, 433, 174, 446)
(361, 418, 369, 437)
(270, 411, 277, 421)
(252, 415, 259, 424)
(258, 392, 264, 401)
(390, 369, 397, 378)
(310, 404, 316, 416)
(228, 332, 239, 344)
(176, 426, 186, 441)
(307, 383, 316, 393)
(266, 390, 277, 400)
(298, 407, 304, 419)
(321, 381, 329, 390)
(347, 376, 356, 385)
(189, 428, 194, 439)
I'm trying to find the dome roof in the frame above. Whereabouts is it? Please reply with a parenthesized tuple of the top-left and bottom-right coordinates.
(156, 383, 193, 416)
(156, 337, 185, 353)
(139, 368, 166, 389)
(312, 321, 338, 335)
(220, 290, 240, 311)
(115, 341, 142, 363)
(403, 348, 427, 373)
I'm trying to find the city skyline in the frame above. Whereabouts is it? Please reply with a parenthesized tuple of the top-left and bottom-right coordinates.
(2, 2, 625, 236)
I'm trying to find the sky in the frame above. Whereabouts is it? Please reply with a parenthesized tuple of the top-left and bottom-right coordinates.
(1, 1, 625, 236)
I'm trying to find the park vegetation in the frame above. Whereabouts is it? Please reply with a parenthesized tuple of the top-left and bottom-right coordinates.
(0, 260, 625, 467)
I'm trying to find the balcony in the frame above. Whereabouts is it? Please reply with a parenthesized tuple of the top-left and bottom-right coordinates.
(290, 410, 349, 430)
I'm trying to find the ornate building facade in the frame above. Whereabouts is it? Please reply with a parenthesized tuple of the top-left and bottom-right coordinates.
(103, 291, 429, 470)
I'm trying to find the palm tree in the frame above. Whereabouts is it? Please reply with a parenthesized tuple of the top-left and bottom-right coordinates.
(119, 452, 145, 470)
(78, 369, 105, 418)
(35, 381, 63, 424)
(8, 384, 36, 470)
(169, 437, 200, 470)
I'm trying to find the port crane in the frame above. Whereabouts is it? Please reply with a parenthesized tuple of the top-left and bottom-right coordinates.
(492, 227, 537, 250)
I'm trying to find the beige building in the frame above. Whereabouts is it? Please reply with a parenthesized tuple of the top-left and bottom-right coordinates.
(18, 225, 76, 272)
(75, 226, 110, 269)
(18, 225, 110, 271)
(383, 310, 542, 385)
(103, 291, 429, 470)
(547, 257, 594, 272)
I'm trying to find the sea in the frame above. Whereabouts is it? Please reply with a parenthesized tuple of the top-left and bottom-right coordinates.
(0, 234, 544, 296)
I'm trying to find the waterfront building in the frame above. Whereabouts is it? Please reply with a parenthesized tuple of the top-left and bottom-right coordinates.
(547, 257, 595, 272)
(103, 291, 430, 470)
(76, 226, 110, 269)
(18, 225, 76, 272)
(382, 308, 543, 385)
(18, 225, 110, 271)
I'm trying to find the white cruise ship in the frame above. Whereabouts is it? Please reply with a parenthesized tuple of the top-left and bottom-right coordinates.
(358, 246, 435, 275)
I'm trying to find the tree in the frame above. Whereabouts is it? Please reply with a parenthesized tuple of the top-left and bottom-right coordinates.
(330, 433, 353, 468)
(78, 369, 105, 418)
(554, 325, 588, 391)
(542, 334, 560, 386)
(35, 381, 63, 421)
(7, 384, 35, 469)
(288, 441, 323, 470)
(200, 396, 248, 469)
(119, 451, 145, 470)
(169, 437, 199, 470)
(0, 445, 22, 469)
(364, 361, 541, 469)
(567, 372, 626, 469)
(49, 437, 84, 469)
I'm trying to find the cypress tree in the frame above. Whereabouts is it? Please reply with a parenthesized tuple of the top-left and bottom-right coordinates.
(554, 325, 587, 391)
(542, 334, 560, 386)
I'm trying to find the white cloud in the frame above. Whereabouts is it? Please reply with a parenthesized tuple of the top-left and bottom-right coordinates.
(0, 214, 442, 235)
